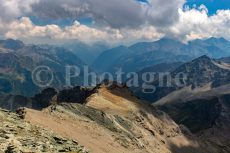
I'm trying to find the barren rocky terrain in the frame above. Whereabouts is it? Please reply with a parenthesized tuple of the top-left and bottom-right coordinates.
(0, 108, 88, 153)
(20, 83, 215, 153)
(0, 82, 229, 153)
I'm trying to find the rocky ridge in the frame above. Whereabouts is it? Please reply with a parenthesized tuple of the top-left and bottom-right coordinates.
(22, 83, 213, 153)
(133, 55, 230, 103)
(0, 82, 229, 153)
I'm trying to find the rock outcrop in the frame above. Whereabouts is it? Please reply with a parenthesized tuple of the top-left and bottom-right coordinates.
(0, 108, 88, 153)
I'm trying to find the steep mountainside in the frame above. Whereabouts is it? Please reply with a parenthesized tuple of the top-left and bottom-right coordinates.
(0, 39, 91, 96)
(22, 83, 215, 153)
(154, 84, 230, 153)
(132, 55, 230, 103)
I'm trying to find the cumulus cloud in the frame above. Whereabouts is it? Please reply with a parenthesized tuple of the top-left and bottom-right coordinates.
(0, 0, 38, 21)
(4, 17, 62, 39)
(2, 5, 230, 45)
(4, 17, 111, 43)
(145, 0, 185, 27)
(31, 0, 184, 28)
(168, 6, 230, 42)
(0, 1, 230, 45)
(3, 17, 162, 44)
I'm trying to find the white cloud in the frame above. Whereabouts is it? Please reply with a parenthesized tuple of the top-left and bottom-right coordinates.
(0, 1, 230, 45)
(5, 17, 62, 39)
(119, 26, 164, 43)
(168, 7, 230, 42)
(2, 17, 163, 45)
(3, 17, 123, 44)
(0, 0, 38, 21)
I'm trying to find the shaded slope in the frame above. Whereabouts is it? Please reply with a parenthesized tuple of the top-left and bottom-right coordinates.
(154, 85, 230, 153)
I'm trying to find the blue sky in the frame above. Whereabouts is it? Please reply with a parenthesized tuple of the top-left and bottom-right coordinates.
(186, 0, 230, 15)
(138, 0, 230, 15)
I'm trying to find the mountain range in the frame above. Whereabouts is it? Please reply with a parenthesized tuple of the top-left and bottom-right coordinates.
(63, 42, 108, 65)
(0, 39, 92, 96)
(0, 37, 229, 97)
(133, 55, 230, 103)
(1, 37, 230, 152)
(92, 37, 230, 74)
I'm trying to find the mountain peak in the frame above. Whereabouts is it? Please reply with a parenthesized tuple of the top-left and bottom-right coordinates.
(176, 55, 214, 72)
(205, 37, 229, 44)
(0, 39, 24, 50)
(196, 55, 211, 60)
(156, 37, 183, 45)
(159, 37, 178, 42)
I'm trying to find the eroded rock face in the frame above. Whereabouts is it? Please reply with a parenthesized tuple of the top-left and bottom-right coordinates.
(0, 109, 88, 153)
(33, 88, 58, 110)
(0, 86, 96, 111)
(57, 86, 96, 104)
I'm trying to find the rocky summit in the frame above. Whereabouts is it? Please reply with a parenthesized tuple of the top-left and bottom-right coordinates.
(0, 108, 88, 153)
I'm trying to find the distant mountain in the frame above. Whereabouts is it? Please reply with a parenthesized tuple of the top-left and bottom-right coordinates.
(132, 55, 230, 103)
(0, 51, 39, 96)
(186, 37, 230, 58)
(63, 42, 108, 65)
(129, 38, 186, 54)
(92, 46, 132, 73)
(137, 62, 183, 74)
(92, 37, 230, 74)
(0, 39, 92, 96)
(0, 39, 24, 50)
(128, 62, 183, 97)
